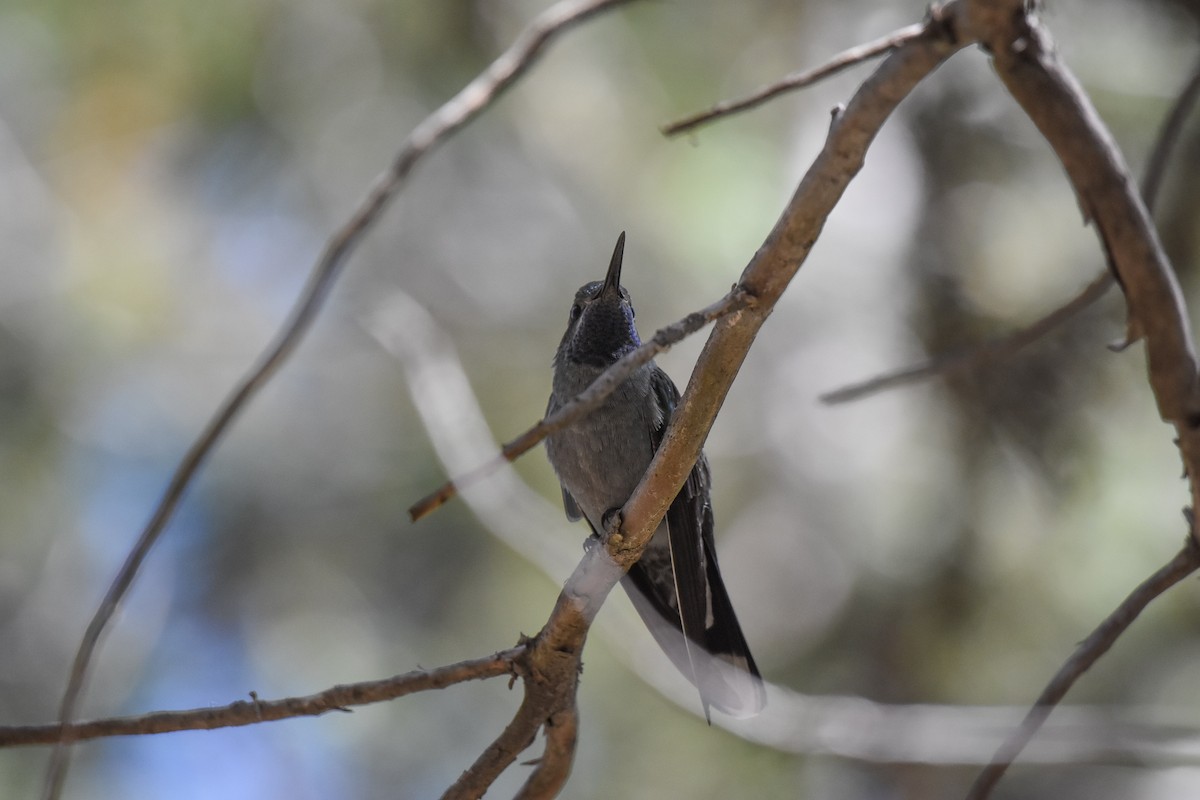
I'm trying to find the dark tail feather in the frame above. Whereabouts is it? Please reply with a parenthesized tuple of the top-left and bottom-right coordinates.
(623, 559, 765, 719)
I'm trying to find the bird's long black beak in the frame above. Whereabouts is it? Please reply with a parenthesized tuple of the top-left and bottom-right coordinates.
(601, 231, 625, 298)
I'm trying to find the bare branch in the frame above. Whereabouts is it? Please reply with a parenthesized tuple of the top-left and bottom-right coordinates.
(1141, 58, 1200, 207)
(820, 271, 1114, 404)
(409, 290, 750, 522)
(2, 648, 521, 748)
(662, 22, 928, 137)
(945, 2, 1200, 794)
(966, 539, 1200, 800)
(515, 706, 578, 800)
(40, 2, 640, 798)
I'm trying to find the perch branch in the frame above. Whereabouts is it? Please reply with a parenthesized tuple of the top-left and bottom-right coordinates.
(39, 2, 640, 798)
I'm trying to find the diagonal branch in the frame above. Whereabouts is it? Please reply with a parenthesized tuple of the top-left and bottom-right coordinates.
(443, 596, 592, 800)
(821, 55, 1200, 405)
(2, 648, 521, 748)
(442, 687, 549, 800)
(39, 2, 640, 798)
(965, 538, 1200, 800)
(662, 21, 929, 137)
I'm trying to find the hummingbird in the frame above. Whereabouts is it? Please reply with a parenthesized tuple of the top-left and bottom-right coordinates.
(545, 232, 765, 720)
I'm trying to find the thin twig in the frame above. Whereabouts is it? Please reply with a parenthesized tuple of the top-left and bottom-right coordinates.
(662, 22, 927, 137)
(820, 271, 1113, 404)
(1139, 60, 1200, 206)
(821, 54, 1200, 405)
(2, 648, 521, 748)
(965, 539, 1200, 800)
(39, 2, 638, 798)
(409, 290, 750, 521)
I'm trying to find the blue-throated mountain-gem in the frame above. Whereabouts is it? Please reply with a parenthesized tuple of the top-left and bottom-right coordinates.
(545, 232, 765, 720)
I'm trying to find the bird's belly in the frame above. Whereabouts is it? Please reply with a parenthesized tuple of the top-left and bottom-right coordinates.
(546, 391, 655, 527)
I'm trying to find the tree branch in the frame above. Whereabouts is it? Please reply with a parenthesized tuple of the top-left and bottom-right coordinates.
(966, 538, 1200, 800)
(443, 608, 590, 800)
(515, 705, 578, 800)
(2, 648, 521, 748)
(8, 642, 1200, 766)
(661, 20, 929, 136)
(39, 2, 640, 798)
(819, 271, 1113, 404)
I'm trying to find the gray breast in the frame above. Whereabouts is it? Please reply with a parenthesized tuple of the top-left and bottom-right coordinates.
(546, 363, 659, 529)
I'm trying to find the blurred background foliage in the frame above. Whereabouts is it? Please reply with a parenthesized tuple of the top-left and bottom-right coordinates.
(1, 0, 1200, 797)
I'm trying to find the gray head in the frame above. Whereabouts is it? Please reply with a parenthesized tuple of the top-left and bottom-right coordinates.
(555, 232, 641, 368)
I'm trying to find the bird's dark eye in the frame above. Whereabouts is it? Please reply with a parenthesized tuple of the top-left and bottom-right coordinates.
(570, 303, 582, 321)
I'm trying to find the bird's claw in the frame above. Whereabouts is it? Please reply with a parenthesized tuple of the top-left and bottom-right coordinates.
(601, 508, 624, 545)
(581, 509, 625, 553)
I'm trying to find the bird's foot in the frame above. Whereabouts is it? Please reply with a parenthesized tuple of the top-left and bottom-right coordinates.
(604, 506, 624, 537)
(601, 507, 624, 546)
